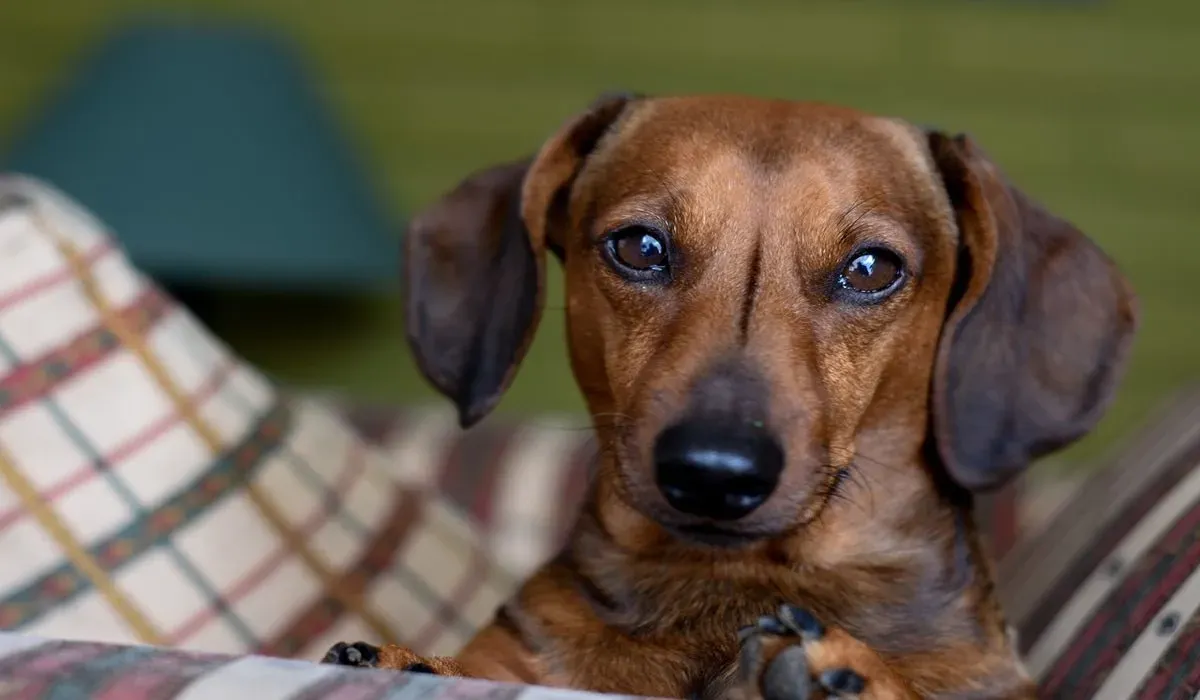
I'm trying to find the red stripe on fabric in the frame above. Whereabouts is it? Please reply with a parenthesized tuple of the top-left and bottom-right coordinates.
(166, 444, 368, 645)
(337, 402, 410, 447)
(437, 436, 470, 517)
(0, 403, 290, 630)
(0, 242, 114, 312)
(470, 437, 509, 528)
(1189, 652, 1200, 694)
(1021, 437, 1200, 651)
(255, 488, 424, 658)
(437, 424, 518, 528)
(474, 426, 522, 528)
(988, 483, 1020, 560)
(104, 364, 230, 466)
(286, 670, 419, 700)
(1134, 615, 1200, 698)
(410, 544, 491, 651)
(0, 287, 168, 415)
(1042, 496, 1200, 695)
(0, 357, 235, 534)
(91, 653, 230, 700)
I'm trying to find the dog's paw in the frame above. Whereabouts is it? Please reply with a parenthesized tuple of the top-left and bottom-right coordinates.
(321, 641, 439, 674)
(322, 641, 464, 676)
(322, 641, 382, 668)
(734, 605, 907, 700)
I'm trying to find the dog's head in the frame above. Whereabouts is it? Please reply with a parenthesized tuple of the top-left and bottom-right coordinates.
(405, 94, 1137, 545)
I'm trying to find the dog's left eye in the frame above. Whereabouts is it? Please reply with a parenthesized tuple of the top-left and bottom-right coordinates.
(604, 225, 670, 279)
(837, 248, 904, 297)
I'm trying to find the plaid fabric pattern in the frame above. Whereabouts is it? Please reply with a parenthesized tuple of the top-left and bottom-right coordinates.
(331, 401, 597, 578)
(1001, 385, 1200, 699)
(0, 632, 648, 700)
(0, 175, 518, 662)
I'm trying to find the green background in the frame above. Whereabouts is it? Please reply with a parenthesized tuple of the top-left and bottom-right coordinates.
(1, 0, 1196, 469)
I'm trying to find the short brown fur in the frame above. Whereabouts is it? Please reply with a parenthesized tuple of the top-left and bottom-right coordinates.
(333, 95, 1138, 699)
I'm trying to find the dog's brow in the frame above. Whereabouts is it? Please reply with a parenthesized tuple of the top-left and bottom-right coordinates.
(649, 171, 689, 230)
(834, 197, 887, 244)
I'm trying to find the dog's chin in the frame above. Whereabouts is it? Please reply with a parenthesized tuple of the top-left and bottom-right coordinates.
(660, 521, 780, 549)
(625, 491, 786, 549)
(666, 523, 763, 548)
(617, 468, 791, 549)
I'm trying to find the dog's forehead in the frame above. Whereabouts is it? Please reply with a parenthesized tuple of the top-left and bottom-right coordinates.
(578, 96, 944, 226)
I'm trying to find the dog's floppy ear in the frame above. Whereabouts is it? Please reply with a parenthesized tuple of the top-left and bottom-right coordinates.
(404, 93, 637, 428)
(926, 132, 1138, 491)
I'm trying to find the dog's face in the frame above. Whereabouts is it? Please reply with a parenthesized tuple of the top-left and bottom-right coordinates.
(557, 98, 963, 540)
(405, 94, 1137, 545)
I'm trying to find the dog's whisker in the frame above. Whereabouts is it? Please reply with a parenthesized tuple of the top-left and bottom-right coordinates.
(844, 464, 881, 517)
(812, 462, 880, 520)
(848, 451, 911, 474)
(522, 421, 603, 432)
(835, 195, 886, 238)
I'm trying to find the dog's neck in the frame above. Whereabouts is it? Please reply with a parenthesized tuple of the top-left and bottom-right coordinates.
(561, 450, 1009, 660)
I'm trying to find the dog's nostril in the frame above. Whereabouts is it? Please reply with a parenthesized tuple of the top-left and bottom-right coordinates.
(653, 423, 784, 521)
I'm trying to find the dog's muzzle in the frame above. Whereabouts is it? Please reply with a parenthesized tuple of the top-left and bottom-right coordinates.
(652, 421, 784, 521)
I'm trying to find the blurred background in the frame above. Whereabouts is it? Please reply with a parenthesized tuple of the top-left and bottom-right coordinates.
(0, 0, 1196, 472)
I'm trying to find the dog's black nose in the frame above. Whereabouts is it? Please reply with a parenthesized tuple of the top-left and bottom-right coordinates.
(653, 422, 784, 520)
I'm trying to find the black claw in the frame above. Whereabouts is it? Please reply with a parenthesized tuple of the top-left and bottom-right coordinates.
(756, 614, 792, 637)
(321, 641, 380, 668)
(738, 613, 793, 649)
(737, 624, 758, 645)
(778, 605, 824, 640)
(402, 662, 436, 674)
(321, 642, 348, 664)
(761, 646, 813, 700)
(819, 668, 865, 695)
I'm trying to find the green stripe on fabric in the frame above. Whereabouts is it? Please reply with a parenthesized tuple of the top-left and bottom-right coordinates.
(229, 393, 479, 643)
(0, 289, 169, 415)
(34, 384, 262, 648)
(0, 320, 262, 647)
(0, 401, 290, 630)
(259, 488, 435, 657)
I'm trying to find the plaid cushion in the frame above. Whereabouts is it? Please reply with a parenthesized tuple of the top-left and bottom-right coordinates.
(330, 401, 597, 577)
(0, 631, 646, 699)
(0, 175, 518, 661)
(1000, 385, 1200, 699)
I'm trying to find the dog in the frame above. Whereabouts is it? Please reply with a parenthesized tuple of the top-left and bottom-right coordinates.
(322, 93, 1138, 699)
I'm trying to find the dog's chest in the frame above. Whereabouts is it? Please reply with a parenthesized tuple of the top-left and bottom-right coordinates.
(648, 572, 786, 620)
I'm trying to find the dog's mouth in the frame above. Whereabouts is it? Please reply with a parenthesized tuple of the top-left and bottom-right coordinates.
(647, 466, 852, 549)
(663, 522, 775, 549)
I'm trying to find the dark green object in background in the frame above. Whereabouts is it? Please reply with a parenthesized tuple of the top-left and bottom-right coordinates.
(2, 19, 399, 293)
(2, 1, 1198, 468)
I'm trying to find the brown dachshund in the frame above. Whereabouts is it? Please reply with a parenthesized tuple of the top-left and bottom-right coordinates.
(322, 94, 1138, 699)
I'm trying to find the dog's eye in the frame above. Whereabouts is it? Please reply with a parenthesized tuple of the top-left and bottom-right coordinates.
(605, 226, 669, 276)
(837, 248, 903, 296)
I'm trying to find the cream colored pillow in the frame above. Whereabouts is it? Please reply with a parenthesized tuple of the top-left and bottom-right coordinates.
(0, 175, 515, 660)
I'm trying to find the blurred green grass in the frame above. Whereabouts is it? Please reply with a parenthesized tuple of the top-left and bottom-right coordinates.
(1, 0, 1197, 469)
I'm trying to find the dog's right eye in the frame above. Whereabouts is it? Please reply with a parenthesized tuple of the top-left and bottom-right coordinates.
(604, 226, 671, 280)
(834, 246, 906, 303)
